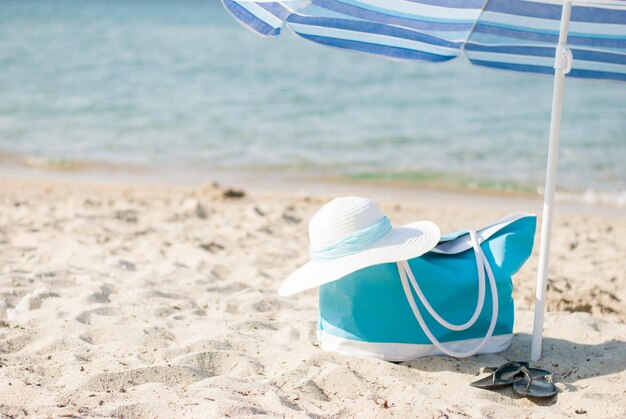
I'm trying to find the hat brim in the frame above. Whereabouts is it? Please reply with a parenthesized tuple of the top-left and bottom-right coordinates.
(279, 220, 440, 296)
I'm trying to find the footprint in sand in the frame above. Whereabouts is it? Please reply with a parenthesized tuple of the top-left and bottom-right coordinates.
(84, 365, 208, 392)
(149, 290, 185, 300)
(295, 379, 331, 402)
(142, 326, 175, 344)
(206, 282, 249, 293)
(234, 320, 278, 332)
(75, 307, 117, 325)
(311, 365, 368, 401)
(0, 333, 32, 354)
(79, 326, 176, 348)
(251, 297, 286, 313)
(171, 350, 264, 378)
(88, 284, 115, 303)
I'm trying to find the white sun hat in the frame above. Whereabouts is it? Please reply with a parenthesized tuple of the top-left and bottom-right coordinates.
(279, 196, 440, 296)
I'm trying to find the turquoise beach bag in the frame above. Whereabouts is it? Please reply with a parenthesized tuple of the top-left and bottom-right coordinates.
(318, 213, 537, 361)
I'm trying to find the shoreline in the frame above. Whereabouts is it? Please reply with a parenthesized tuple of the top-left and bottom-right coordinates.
(1, 153, 624, 218)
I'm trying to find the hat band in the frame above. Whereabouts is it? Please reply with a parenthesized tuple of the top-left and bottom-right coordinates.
(310, 216, 392, 261)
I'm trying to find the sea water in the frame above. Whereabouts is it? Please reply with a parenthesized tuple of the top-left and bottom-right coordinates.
(1, 0, 625, 202)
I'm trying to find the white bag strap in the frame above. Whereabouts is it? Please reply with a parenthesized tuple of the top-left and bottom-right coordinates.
(401, 231, 486, 332)
(397, 231, 499, 358)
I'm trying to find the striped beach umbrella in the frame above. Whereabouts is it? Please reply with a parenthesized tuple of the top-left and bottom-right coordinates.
(221, 0, 626, 360)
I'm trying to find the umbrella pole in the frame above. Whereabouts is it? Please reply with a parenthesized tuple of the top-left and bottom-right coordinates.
(531, 0, 573, 362)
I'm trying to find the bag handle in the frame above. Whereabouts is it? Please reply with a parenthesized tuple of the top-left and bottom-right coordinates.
(397, 231, 499, 358)
(401, 230, 487, 332)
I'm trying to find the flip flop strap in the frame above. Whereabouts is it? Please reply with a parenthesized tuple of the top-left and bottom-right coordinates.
(518, 366, 554, 388)
(484, 361, 526, 385)
(481, 361, 527, 374)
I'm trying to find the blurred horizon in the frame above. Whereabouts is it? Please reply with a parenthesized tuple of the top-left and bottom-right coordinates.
(1, 0, 625, 201)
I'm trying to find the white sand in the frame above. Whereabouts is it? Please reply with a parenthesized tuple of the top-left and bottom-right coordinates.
(0, 178, 624, 418)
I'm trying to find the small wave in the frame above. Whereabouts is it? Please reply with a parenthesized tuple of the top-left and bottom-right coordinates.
(0, 150, 146, 175)
(348, 170, 626, 208)
(347, 171, 539, 196)
(23, 156, 88, 171)
(0, 150, 89, 171)
(557, 189, 626, 208)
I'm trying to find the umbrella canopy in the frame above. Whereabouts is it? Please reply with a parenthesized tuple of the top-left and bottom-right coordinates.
(221, 0, 626, 361)
(223, 0, 626, 80)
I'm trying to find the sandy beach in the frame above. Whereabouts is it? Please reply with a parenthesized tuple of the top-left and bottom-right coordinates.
(0, 176, 624, 418)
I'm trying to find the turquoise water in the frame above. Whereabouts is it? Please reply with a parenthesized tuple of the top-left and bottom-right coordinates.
(1, 0, 625, 197)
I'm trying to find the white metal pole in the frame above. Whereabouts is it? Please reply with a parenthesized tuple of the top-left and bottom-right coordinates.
(531, 0, 573, 362)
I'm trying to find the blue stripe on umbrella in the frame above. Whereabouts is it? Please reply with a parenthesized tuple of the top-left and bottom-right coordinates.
(222, 0, 282, 37)
(472, 23, 626, 50)
(466, 43, 626, 66)
(297, 33, 459, 61)
(319, 0, 479, 23)
(312, 0, 478, 32)
(471, 58, 626, 82)
(485, 0, 626, 24)
(407, 0, 486, 8)
(287, 14, 464, 48)
(569, 68, 626, 81)
(468, 58, 554, 74)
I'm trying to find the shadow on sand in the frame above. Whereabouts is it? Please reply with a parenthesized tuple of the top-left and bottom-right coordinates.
(398, 333, 626, 406)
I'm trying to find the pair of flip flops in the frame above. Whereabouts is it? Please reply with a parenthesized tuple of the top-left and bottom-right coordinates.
(471, 361, 557, 398)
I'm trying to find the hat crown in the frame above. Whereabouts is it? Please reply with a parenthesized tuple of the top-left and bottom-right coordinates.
(309, 197, 386, 250)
